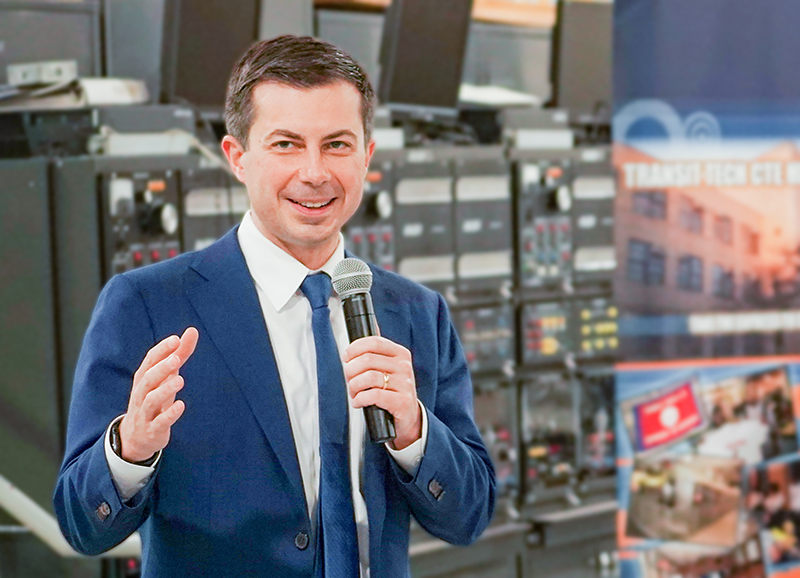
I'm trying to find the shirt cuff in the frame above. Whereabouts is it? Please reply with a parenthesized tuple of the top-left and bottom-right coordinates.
(104, 415, 161, 502)
(385, 400, 428, 476)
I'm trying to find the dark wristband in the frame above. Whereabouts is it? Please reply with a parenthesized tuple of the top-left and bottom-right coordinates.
(110, 419, 158, 467)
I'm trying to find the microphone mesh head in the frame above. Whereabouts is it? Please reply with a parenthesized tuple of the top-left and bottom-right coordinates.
(332, 258, 373, 296)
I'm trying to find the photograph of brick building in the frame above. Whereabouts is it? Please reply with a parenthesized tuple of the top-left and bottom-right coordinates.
(614, 143, 800, 360)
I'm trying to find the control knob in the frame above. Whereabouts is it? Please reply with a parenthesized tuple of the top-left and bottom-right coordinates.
(368, 191, 393, 220)
(142, 202, 179, 235)
(547, 185, 572, 212)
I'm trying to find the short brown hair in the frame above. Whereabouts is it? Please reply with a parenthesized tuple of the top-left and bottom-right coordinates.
(225, 35, 375, 149)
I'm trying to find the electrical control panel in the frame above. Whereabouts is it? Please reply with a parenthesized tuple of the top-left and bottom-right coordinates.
(519, 301, 572, 366)
(573, 296, 619, 360)
(512, 153, 575, 294)
(577, 369, 616, 480)
(473, 383, 520, 508)
(345, 154, 396, 271)
(571, 147, 616, 288)
(100, 169, 182, 276)
(392, 153, 455, 297)
(455, 303, 515, 377)
(453, 149, 513, 300)
(181, 167, 248, 253)
(521, 372, 578, 506)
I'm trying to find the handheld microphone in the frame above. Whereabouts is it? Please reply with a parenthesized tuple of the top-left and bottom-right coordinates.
(331, 258, 396, 443)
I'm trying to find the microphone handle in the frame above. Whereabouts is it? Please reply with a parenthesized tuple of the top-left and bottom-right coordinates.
(342, 293, 397, 443)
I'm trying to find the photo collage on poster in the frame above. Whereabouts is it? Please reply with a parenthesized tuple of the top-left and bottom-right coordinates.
(745, 456, 800, 576)
(616, 358, 800, 578)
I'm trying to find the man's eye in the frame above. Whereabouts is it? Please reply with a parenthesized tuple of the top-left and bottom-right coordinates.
(274, 141, 295, 149)
(328, 141, 350, 149)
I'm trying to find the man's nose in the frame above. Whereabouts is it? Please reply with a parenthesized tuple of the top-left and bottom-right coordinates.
(298, 149, 331, 185)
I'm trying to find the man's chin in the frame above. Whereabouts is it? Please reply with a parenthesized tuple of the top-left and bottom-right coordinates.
(280, 230, 341, 260)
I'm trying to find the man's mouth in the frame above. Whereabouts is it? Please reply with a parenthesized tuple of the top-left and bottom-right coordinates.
(290, 198, 334, 209)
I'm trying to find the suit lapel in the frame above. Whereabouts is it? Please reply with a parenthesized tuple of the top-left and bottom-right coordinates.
(363, 269, 410, 565)
(185, 229, 306, 512)
(368, 266, 409, 348)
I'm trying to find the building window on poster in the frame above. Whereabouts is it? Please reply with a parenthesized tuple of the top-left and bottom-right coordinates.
(742, 274, 764, 305)
(714, 215, 733, 244)
(679, 197, 704, 235)
(627, 239, 666, 286)
(676, 335, 704, 358)
(633, 191, 667, 220)
(677, 255, 703, 292)
(743, 333, 766, 355)
(742, 224, 760, 255)
(712, 264, 736, 299)
(712, 334, 736, 357)
(630, 336, 666, 360)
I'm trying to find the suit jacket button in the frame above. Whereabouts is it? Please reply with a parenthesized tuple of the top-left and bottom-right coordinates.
(96, 502, 111, 521)
(294, 532, 309, 550)
(428, 479, 445, 501)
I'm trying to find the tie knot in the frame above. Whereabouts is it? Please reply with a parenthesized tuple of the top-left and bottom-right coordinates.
(300, 273, 332, 310)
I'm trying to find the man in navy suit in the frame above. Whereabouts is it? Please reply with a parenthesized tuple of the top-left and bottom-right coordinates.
(54, 35, 495, 577)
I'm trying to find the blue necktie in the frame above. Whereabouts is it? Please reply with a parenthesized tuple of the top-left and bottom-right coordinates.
(300, 273, 360, 578)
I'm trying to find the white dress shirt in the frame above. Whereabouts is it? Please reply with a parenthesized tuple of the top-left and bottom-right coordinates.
(106, 211, 427, 576)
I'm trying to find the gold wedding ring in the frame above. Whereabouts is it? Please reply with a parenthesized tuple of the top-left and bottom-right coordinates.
(383, 372, 390, 389)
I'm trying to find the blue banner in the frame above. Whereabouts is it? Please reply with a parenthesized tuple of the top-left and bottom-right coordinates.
(614, 3, 800, 576)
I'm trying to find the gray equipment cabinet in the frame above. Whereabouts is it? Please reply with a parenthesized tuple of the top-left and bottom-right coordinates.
(0, 1, 102, 84)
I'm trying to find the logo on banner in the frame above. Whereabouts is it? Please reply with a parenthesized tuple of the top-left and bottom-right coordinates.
(633, 382, 705, 452)
(613, 99, 722, 144)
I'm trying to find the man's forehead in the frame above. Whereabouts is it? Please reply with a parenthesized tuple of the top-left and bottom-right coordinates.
(251, 79, 361, 109)
(250, 80, 363, 137)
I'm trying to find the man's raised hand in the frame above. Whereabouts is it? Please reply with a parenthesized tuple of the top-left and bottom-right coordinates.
(118, 327, 199, 463)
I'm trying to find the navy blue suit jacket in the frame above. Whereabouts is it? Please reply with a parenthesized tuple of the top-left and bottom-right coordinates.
(54, 228, 495, 577)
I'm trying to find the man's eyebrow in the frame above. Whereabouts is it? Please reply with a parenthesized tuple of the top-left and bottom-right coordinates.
(261, 129, 304, 143)
(324, 130, 357, 141)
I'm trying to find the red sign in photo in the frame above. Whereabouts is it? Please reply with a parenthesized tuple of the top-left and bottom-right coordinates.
(634, 383, 704, 451)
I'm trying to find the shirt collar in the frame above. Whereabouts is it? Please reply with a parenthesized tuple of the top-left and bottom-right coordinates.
(237, 211, 345, 311)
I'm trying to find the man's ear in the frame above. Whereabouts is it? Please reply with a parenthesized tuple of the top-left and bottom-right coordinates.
(365, 139, 376, 171)
(221, 135, 247, 184)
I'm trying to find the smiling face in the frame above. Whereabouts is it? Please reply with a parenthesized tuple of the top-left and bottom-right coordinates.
(222, 80, 374, 269)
